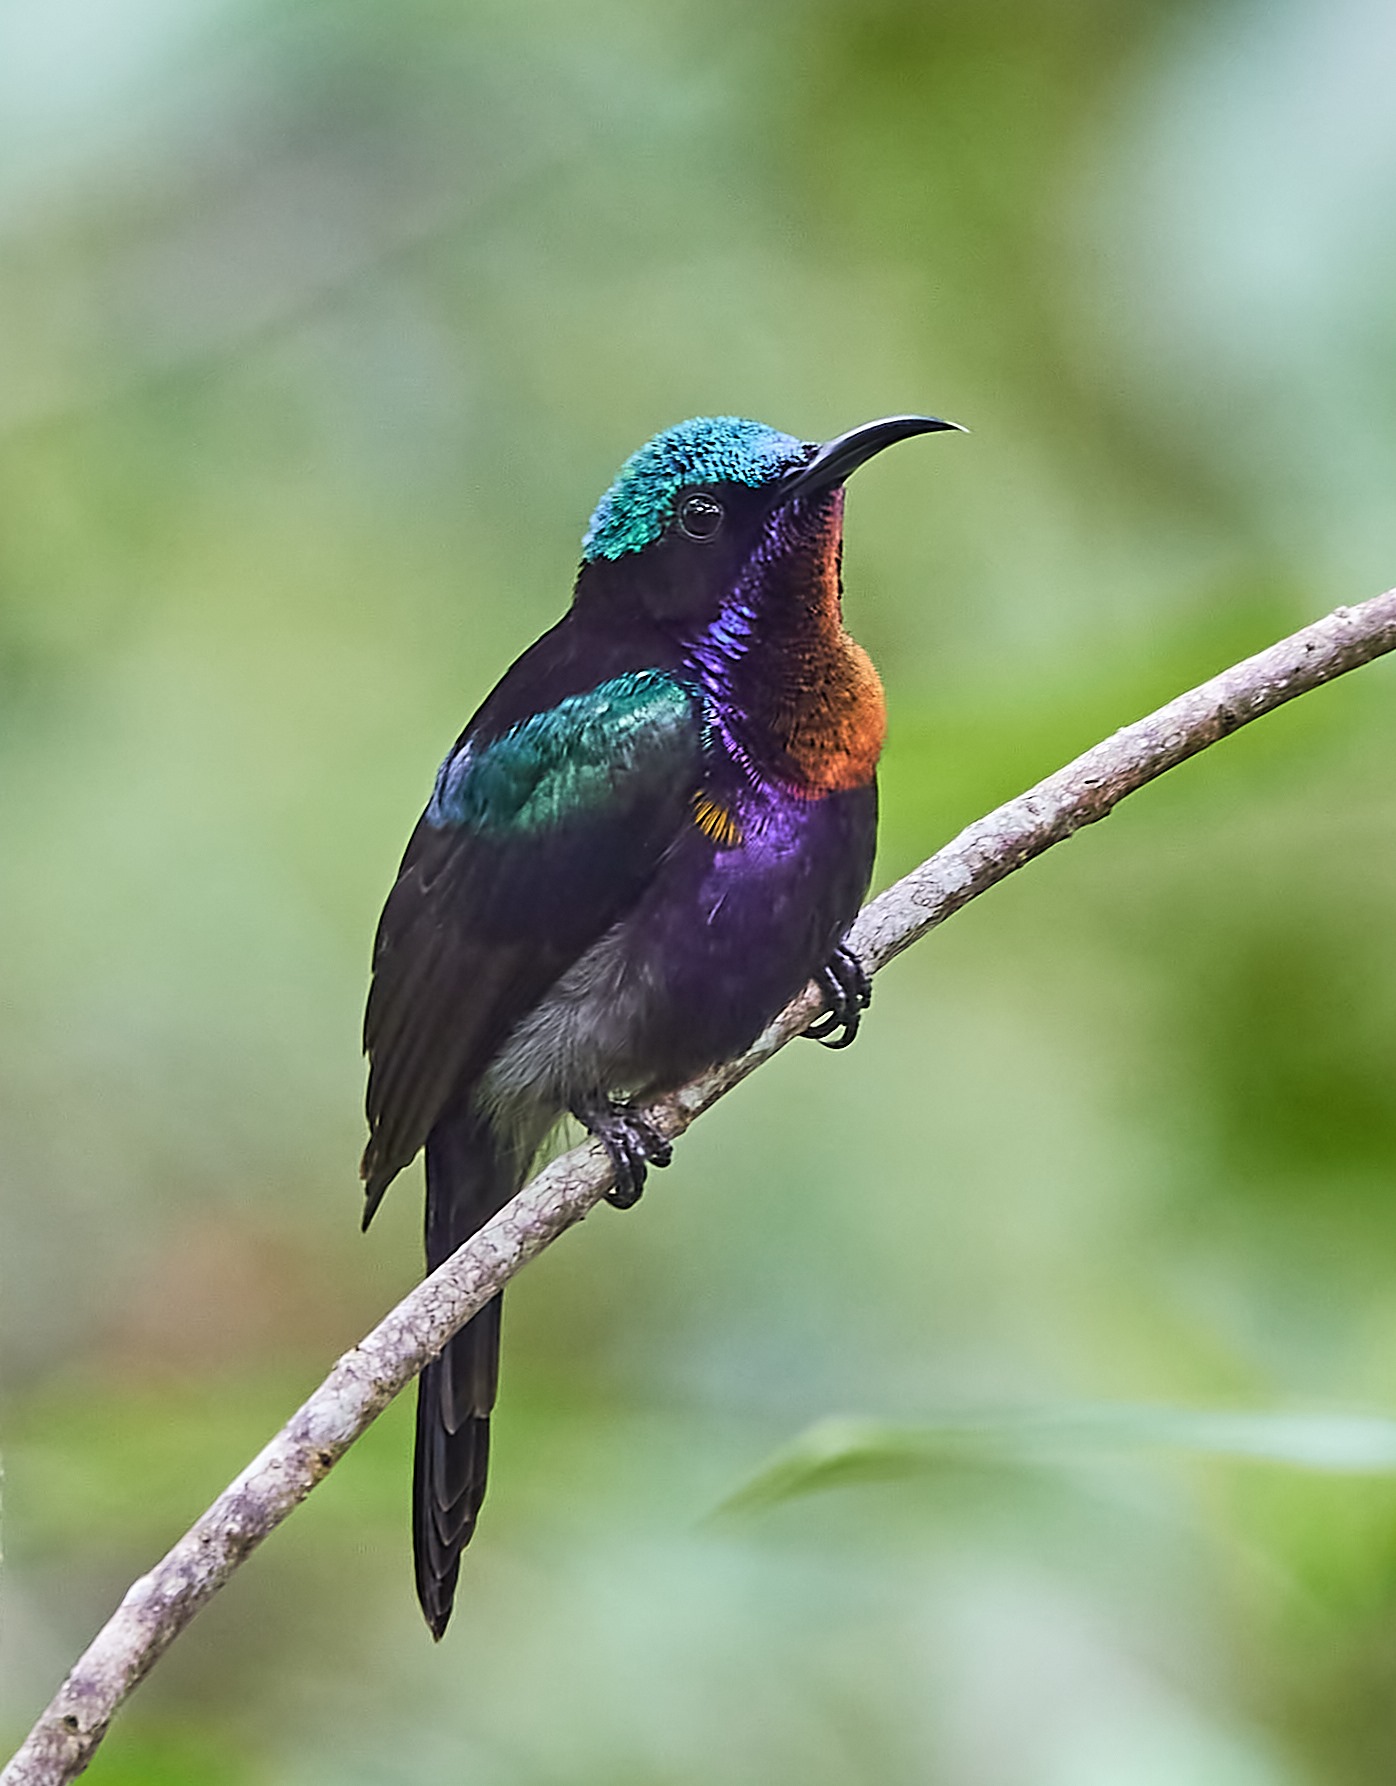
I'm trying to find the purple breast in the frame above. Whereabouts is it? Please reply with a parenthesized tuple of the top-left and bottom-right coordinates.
(618, 780, 878, 1089)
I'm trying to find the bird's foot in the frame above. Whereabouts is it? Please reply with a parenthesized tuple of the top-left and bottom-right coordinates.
(572, 1097, 673, 1209)
(805, 945, 872, 1050)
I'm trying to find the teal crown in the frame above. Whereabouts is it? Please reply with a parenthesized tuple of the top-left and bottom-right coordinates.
(583, 417, 807, 561)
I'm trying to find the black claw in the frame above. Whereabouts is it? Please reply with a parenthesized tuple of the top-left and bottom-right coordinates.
(572, 1099, 672, 1208)
(806, 946, 872, 1050)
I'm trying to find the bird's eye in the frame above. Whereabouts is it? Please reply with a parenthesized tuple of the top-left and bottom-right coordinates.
(676, 492, 724, 541)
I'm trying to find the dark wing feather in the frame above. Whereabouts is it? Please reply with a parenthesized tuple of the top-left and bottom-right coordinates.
(361, 668, 703, 1218)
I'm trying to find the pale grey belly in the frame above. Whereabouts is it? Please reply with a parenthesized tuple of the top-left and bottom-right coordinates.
(476, 917, 660, 1143)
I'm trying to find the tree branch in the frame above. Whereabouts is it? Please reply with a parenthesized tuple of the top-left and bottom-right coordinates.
(7, 588, 1395, 1786)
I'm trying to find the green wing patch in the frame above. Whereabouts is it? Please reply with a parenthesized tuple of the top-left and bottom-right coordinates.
(428, 672, 700, 834)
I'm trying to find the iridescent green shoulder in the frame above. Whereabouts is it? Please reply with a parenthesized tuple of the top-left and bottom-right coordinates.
(427, 671, 702, 833)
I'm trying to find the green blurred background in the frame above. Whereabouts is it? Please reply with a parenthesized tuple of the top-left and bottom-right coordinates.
(4, 0, 1396, 1780)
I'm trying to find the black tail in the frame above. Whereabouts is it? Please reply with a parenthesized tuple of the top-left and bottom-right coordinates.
(414, 1103, 522, 1639)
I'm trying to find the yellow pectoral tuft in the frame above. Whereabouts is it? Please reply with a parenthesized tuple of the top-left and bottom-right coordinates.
(693, 792, 743, 849)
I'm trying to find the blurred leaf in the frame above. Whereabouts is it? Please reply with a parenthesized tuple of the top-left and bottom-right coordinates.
(721, 1405, 1396, 1515)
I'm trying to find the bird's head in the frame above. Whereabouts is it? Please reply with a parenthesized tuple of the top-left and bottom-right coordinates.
(574, 414, 962, 638)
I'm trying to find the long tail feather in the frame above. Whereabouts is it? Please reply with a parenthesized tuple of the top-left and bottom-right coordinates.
(413, 1104, 522, 1639)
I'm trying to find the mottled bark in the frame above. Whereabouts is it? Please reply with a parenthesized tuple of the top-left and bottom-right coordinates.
(6, 588, 1395, 1786)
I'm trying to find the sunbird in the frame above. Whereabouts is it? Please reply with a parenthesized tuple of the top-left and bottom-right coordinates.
(361, 413, 960, 1636)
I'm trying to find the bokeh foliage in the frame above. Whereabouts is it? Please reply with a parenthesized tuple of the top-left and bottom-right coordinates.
(3, 0, 1396, 1780)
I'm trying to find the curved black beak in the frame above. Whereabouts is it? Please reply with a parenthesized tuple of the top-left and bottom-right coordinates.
(782, 413, 965, 503)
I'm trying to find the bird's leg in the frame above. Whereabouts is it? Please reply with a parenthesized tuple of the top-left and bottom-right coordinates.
(572, 1096, 674, 1209)
(805, 944, 872, 1050)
